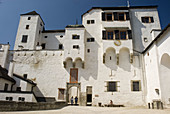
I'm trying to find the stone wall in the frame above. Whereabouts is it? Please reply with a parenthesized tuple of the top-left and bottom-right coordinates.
(0, 101, 67, 111)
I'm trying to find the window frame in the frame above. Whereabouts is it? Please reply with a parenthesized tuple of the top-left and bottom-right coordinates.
(105, 81, 120, 92)
(131, 80, 141, 92)
(106, 13, 114, 21)
(118, 12, 126, 21)
(72, 34, 80, 40)
(26, 25, 29, 29)
(141, 17, 154, 23)
(119, 30, 128, 40)
(21, 35, 28, 43)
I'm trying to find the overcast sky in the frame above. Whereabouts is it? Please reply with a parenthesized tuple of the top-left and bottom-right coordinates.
(0, 0, 169, 49)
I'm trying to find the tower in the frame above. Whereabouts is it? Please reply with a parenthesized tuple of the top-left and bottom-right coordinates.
(14, 11, 45, 50)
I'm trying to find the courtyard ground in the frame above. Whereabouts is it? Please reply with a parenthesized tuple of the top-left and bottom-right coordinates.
(0, 106, 170, 114)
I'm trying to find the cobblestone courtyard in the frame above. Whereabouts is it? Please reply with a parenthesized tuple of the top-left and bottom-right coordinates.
(1, 106, 170, 114)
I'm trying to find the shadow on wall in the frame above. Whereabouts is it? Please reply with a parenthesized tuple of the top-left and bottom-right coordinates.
(130, 11, 145, 52)
(105, 47, 117, 71)
(119, 47, 131, 72)
(159, 53, 170, 105)
(33, 86, 46, 102)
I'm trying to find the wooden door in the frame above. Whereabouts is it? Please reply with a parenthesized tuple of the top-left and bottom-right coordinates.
(70, 68, 78, 83)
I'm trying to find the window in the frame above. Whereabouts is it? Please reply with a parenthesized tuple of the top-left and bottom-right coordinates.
(23, 74, 27, 79)
(141, 17, 154, 23)
(131, 81, 141, 91)
(87, 38, 95, 42)
(26, 25, 29, 29)
(102, 12, 130, 21)
(87, 20, 95, 24)
(120, 31, 127, 40)
(106, 82, 119, 92)
(41, 43, 46, 49)
(72, 35, 80, 39)
(18, 97, 25, 101)
(58, 89, 65, 100)
(44, 36, 48, 38)
(144, 38, 148, 42)
(21, 35, 28, 43)
(106, 13, 113, 21)
(59, 44, 63, 49)
(73, 45, 79, 49)
(87, 20, 91, 24)
(118, 13, 125, 21)
(60, 35, 63, 38)
(107, 31, 114, 40)
(16, 87, 21, 91)
(91, 20, 95, 24)
(87, 49, 90, 53)
(4, 83, 8, 91)
(28, 17, 31, 20)
(102, 30, 132, 40)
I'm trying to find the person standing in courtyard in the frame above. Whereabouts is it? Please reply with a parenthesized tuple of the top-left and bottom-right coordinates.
(75, 96, 78, 105)
(71, 96, 74, 105)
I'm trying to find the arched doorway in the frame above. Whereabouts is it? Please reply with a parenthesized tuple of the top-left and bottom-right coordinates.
(66, 83, 81, 105)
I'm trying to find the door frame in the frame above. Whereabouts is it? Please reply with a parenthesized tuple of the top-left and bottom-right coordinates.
(70, 68, 78, 83)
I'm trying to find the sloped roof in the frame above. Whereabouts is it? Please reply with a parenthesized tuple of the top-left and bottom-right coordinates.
(20, 11, 45, 25)
(0, 65, 15, 83)
(13, 73, 36, 86)
(20, 11, 39, 16)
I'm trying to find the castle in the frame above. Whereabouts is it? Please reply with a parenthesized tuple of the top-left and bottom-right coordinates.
(0, 5, 170, 108)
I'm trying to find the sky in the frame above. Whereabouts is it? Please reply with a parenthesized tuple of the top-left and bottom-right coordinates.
(0, 0, 169, 49)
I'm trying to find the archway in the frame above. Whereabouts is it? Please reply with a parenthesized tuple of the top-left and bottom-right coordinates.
(159, 53, 170, 105)
(66, 83, 81, 105)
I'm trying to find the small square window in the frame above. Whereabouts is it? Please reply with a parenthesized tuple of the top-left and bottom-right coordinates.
(91, 20, 95, 24)
(132, 81, 141, 91)
(44, 36, 48, 38)
(87, 49, 90, 53)
(41, 43, 46, 49)
(6, 97, 9, 100)
(60, 35, 63, 38)
(16, 87, 21, 91)
(21, 35, 28, 43)
(58, 89, 65, 100)
(26, 25, 29, 29)
(59, 44, 63, 49)
(9, 97, 13, 101)
(28, 17, 31, 20)
(107, 82, 117, 92)
(73, 45, 79, 49)
(23, 74, 27, 79)
(22, 98, 25, 101)
(87, 20, 90, 24)
(72, 35, 80, 39)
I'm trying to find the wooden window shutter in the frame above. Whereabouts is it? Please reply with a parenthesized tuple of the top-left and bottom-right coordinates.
(102, 30, 106, 40)
(102, 12, 106, 21)
(150, 17, 154, 23)
(128, 30, 132, 39)
(113, 12, 118, 21)
(114, 30, 119, 40)
(125, 12, 130, 20)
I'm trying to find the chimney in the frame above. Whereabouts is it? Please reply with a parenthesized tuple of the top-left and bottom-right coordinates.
(8, 61, 14, 77)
